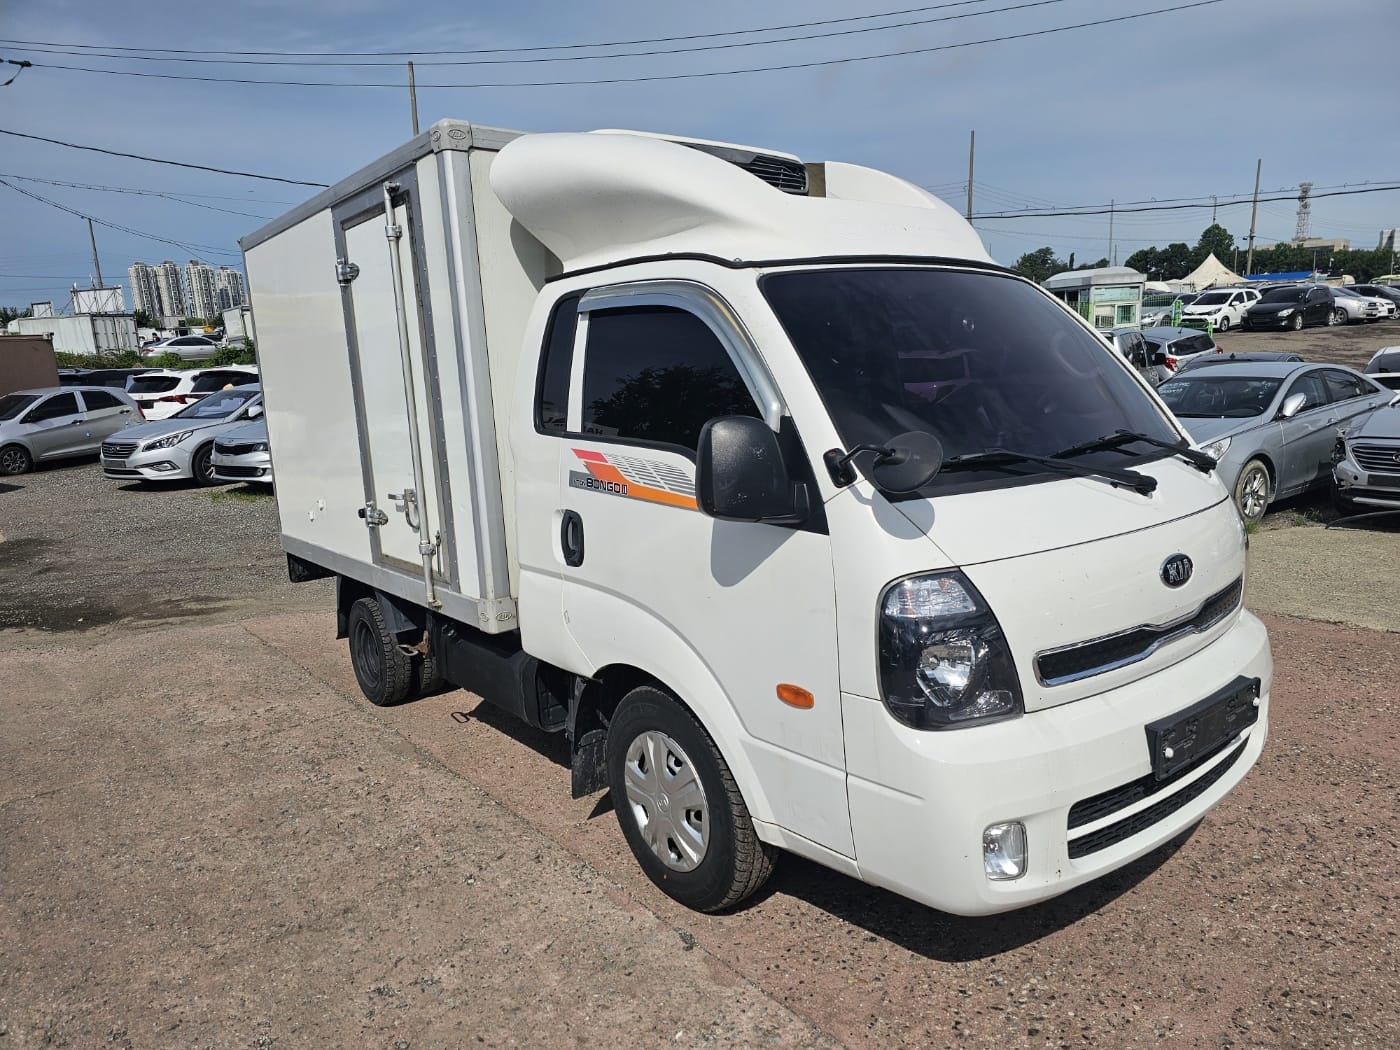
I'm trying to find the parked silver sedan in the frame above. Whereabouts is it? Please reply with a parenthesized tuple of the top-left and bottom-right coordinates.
(210, 418, 272, 485)
(1156, 362, 1393, 523)
(101, 385, 263, 485)
(1332, 403, 1400, 517)
(0, 386, 140, 475)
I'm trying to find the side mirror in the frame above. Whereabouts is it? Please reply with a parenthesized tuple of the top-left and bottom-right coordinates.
(696, 416, 806, 525)
(246, 403, 264, 419)
(1279, 392, 1307, 419)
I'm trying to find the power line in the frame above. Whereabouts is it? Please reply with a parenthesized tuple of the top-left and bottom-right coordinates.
(0, 172, 276, 219)
(2, 0, 1076, 68)
(972, 182, 1400, 219)
(0, 2, 1015, 57)
(19, 2, 1226, 89)
(0, 178, 239, 258)
(0, 128, 328, 187)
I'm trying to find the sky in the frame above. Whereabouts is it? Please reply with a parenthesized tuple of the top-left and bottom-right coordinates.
(2, 0, 1398, 313)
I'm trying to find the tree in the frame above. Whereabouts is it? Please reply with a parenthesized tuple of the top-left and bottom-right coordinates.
(133, 309, 157, 329)
(1124, 247, 1162, 278)
(1076, 257, 1110, 270)
(1192, 224, 1236, 268)
(1011, 246, 1066, 284)
(1157, 243, 1194, 280)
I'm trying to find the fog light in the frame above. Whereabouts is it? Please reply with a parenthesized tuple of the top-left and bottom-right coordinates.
(152, 461, 179, 472)
(983, 822, 1027, 881)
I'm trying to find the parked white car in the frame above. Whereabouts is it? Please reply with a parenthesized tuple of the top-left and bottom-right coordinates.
(211, 418, 272, 485)
(126, 366, 259, 420)
(139, 334, 222, 361)
(1179, 288, 1255, 332)
(102, 385, 263, 485)
(0, 386, 140, 475)
(1332, 287, 1385, 324)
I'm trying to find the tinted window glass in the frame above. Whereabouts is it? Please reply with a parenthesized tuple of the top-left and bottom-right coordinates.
(26, 393, 79, 422)
(1157, 376, 1283, 418)
(1365, 350, 1400, 374)
(1287, 373, 1330, 410)
(1323, 369, 1372, 402)
(536, 293, 581, 434)
(129, 376, 181, 394)
(1171, 334, 1215, 356)
(80, 390, 122, 410)
(580, 306, 758, 451)
(0, 393, 38, 421)
(173, 389, 258, 419)
(1195, 292, 1230, 305)
(761, 268, 1177, 490)
(1260, 287, 1304, 303)
(191, 371, 250, 393)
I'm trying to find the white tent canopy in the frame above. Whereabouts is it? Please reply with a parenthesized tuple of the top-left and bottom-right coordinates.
(1177, 253, 1247, 290)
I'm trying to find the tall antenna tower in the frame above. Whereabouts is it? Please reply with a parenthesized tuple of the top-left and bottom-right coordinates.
(1293, 181, 1313, 242)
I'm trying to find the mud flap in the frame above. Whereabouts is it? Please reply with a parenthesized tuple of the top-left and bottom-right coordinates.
(571, 729, 608, 799)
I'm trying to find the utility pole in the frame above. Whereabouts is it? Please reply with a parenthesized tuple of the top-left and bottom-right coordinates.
(86, 217, 103, 287)
(965, 130, 975, 220)
(1108, 199, 1115, 266)
(1245, 158, 1262, 277)
(408, 61, 420, 135)
(1211, 195, 1218, 225)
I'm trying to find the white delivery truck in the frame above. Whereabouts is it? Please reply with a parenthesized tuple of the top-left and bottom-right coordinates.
(242, 120, 1271, 915)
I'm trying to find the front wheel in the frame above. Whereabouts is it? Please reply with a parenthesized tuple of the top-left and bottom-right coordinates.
(607, 685, 776, 912)
(0, 444, 32, 476)
(1331, 487, 1360, 519)
(191, 443, 219, 486)
(1216, 316, 1231, 332)
(1289, 313, 1304, 331)
(1234, 459, 1272, 524)
(1330, 308, 1346, 327)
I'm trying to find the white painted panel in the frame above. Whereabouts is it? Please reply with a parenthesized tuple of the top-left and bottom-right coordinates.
(244, 209, 370, 565)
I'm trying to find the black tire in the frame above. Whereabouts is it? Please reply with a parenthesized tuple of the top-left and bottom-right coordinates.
(1234, 458, 1272, 525)
(1289, 313, 1303, 331)
(191, 443, 219, 486)
(410, 643, 445, 697)
(1332, 487, 1360, 519)
(0, 444, 32, 476)
(1330, 308, 1346, 327)
(607, 685, 776, 912)
(347, 596, 415, 707)
(1216, 316, 1231, 332)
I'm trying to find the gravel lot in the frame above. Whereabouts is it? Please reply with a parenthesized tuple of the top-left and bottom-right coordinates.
(1, 336, 1397, 1048)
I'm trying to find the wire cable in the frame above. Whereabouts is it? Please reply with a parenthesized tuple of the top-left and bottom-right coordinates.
(0, 173, 276, 219)
(972, 183, 1400, 219)
(0, 128, 327, 187)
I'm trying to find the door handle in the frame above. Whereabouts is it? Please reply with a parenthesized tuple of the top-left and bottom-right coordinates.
(560, 509, 585, 567)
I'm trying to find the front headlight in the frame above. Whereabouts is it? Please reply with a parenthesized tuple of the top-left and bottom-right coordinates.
(1199, 435, 1231, 461)
(1278, 308, 1295, 317)
(250, 441, 270, 453)
(143, 429, 195, 451)
(1331, 435, 1347, 464)
(878, 572, 1024, 729)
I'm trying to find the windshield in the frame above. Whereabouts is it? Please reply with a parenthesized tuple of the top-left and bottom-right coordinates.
(1260, 287, 1304, 303)
(173, 388, 258, 420)
(1194, 292, 1230, 305)
(0, 393, 39, 421)
(1157, 375, 1283, 418)
(761, 268, 1179, 492)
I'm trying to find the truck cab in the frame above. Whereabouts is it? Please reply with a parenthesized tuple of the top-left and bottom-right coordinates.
(243, 121, 1270, 916)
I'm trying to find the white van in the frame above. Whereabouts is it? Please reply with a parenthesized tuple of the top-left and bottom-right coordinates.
(242, 121, 1271, 916)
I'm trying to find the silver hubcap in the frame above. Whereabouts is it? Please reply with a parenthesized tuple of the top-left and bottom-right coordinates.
(1240, 468, 1268, 519)
(0, 449, 24, 472)
(623, 730, 709, 872)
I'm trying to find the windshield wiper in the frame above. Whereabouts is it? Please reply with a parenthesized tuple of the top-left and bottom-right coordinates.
(1054, 430, 1217, 473)
(941, 448, 1157, 495)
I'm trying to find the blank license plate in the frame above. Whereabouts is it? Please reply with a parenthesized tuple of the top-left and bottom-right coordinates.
(1146, 677, 1260, 781)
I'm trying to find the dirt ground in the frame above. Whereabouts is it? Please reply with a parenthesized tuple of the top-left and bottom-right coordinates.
(1211, 311, 1398, 371)
(1, 378, 1397, 1047)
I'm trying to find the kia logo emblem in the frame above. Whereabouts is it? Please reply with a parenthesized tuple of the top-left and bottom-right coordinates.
(1161, 554, 1193, 588)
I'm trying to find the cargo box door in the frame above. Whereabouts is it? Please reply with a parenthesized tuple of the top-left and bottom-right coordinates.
(341, 197, 448, 582)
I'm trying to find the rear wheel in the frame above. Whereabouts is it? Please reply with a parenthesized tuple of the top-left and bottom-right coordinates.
(0, 444, 32, 476)
(1234, 459, 1272, 524)
(607, 685, 776, 912)
(347, 596, 415, 707)
(191, 443, 218, 486)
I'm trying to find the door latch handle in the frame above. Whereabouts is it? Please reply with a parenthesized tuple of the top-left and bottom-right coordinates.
(358, 502, 388, 527)
(560, 509, 585, 567)
(388, 488, 421, 530)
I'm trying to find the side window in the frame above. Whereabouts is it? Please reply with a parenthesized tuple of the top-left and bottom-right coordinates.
(580, 306, 759, 452)
(535, 293, 582, 434)
(1174, 334, 1214, 356)
(1286, 373, 1330, 411)
(80, 390, 122, 411)
(25, 393, 80, 422)
(1323, 369, 1371, 402)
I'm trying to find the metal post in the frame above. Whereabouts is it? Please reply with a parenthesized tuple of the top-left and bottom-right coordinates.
(1108, 199, 1115, 267)
(965, 130, 975, 220)
(1245, 159, 1262, 277)
(408, 62, 420, 135)
(86, 218, 103, 287)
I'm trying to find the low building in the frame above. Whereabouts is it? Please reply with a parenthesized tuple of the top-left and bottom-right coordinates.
(0, 334, 60, 395)
(7, 313, 139, 356)
(1042, 265, 1146, 329)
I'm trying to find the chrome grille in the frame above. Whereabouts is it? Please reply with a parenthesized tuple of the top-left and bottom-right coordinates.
(102, 441, 138, 458)
(1353, 444, 1400, 473)
(1035, 577, 1244, 687)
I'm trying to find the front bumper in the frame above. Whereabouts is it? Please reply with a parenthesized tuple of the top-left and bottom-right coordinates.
(211, 448, 273, 484)
(843, 610, 1271, 915)
(1242, 313, 1294, 329)
(1334, 453, 1400, 509)
(102, 442, 197, 481)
